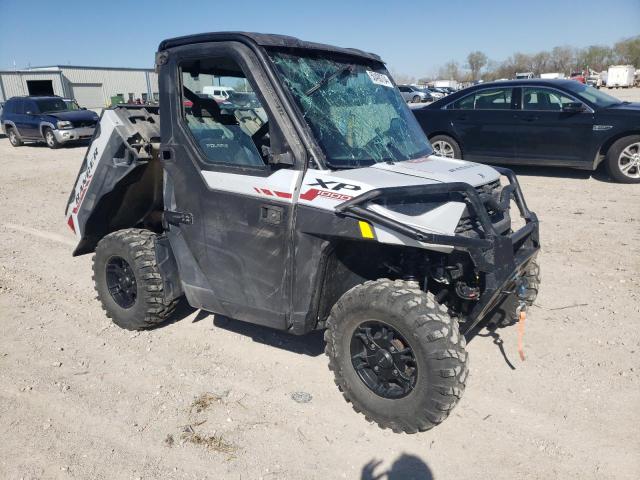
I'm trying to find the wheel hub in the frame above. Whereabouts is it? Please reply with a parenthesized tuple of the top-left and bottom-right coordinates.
(105, 256, 137, 309)
(618, 142, 640, 178)
(350, 321, 418, 399)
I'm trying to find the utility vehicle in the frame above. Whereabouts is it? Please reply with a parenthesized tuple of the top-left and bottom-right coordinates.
(65, 32, 540, 433)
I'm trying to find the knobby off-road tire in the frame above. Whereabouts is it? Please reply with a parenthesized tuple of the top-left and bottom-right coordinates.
(325, 279, 468, 433)
(93, 229, 178, 330)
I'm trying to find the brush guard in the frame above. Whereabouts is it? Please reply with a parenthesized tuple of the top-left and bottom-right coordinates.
(335, 167, 540, 333)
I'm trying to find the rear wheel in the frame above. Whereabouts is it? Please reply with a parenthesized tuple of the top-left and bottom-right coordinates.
(325, 279, 468, 433)
(93, 229, 178, 330)
(605, 135, 640, 183)
(7, 127, 23, 147)
(43, 127, 61, 149)
(412, 95, 421, 103)
(430, 134, 462, 159)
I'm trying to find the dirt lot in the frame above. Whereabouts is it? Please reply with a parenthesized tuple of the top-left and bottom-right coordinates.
(1, 100, 639, 478)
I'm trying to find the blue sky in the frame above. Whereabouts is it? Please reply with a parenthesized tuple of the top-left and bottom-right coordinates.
(0, 0, 638, 76)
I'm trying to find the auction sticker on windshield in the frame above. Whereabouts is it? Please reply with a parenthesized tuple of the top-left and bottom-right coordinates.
(367, 70, 393, 88)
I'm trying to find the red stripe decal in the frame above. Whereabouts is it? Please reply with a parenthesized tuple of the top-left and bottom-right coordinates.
(274, 191, 292, 199)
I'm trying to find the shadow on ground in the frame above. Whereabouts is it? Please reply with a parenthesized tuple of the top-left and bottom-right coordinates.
(361, 454, 433, 480)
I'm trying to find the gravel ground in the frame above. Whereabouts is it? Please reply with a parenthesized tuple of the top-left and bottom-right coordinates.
(0, 93, 639, 479)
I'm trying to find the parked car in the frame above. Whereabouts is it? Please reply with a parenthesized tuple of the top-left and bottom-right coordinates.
(431, 87, 450, 98)
(412, 79, 640, 183)
(1, 96, 99, 148)
(202, 85, 235, 101)
(397, 85, 431, 103)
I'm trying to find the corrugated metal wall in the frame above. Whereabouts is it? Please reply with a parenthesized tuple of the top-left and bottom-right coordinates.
(59, 67, 158, 106)
(0, 67, 159, 106)
(0, 71, 65, 101)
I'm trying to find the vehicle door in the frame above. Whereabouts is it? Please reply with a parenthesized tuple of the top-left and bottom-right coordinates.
(512, 86, 594, 166)
(398, 86, 411, 102)
(11, 99, 29, 137)
(22, 99, 42, 138)
(159, 42, 304, 329)
(446, 86, 517, 161)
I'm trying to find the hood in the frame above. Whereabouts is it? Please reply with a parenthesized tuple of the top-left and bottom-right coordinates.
(601, 101, 640, 113)
(297, 155, 501, 212)
(47, 110, 100, 123)
(372, 155, 500, 187)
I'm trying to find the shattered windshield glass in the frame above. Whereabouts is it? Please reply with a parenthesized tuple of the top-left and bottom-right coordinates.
(269, 51, 433, 168)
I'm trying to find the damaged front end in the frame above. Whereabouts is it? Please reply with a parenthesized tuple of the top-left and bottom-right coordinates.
(335, 167, 540, 334)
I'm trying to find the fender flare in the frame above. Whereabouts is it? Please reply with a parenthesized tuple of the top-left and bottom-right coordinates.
(39, 121, 56, 138)
(592, 130, 640, 169)
(2, 120, 20, 137)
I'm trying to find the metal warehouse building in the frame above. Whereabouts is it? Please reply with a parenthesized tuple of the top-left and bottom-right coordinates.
(0, 65, 159, 109)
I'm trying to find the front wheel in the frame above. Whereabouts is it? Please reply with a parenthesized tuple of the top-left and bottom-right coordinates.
(412, 95, 421, 103)
(325, 279, 468, 433)
(43, 127, 61, 149)
(605, 135, 640, 183)
(430, 134, 462, 159)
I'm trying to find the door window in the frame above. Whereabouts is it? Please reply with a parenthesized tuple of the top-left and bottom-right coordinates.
(180, 57, 271, 168)
(522, 87, 577, 111)
(14, 99, 25, 114)
(450, 88, 513, 110)
(24, 100, 38, 114)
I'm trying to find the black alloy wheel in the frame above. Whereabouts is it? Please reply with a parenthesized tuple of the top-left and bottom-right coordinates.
(105, 256, 137, 309)
(350, 321, 418, 399)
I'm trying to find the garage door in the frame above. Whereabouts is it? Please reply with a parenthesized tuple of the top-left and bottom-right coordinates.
(71, 83, 104, 109)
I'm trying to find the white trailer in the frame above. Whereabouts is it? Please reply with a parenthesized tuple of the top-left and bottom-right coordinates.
(606, 65, 636, 88)
(433, 80, 459, 90)
(540, 72, 566, 79)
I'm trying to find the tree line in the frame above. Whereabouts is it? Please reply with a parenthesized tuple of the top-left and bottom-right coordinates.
(402, 35, 640, 84)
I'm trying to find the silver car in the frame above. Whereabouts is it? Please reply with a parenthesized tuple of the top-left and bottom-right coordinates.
(398, 85, 432, 103)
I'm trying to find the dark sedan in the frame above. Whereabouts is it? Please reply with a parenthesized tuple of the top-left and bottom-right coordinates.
(412, 80, 640, 183)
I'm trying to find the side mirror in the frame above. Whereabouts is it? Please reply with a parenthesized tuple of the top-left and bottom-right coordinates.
(562, 102, 585, 113)
(261, 145, 295, 166)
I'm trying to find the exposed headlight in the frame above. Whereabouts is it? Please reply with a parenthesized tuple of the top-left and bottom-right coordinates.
(56, 120, 73, 129)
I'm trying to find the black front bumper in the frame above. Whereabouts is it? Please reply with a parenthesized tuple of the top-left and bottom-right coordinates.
(336, 167, 540, 332)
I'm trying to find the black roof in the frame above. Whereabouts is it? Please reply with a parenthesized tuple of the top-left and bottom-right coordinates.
(470, 79, 582, 88)
(158, 31, 382, 62)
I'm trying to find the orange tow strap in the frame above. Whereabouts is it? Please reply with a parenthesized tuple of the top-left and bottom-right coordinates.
(517, 310, 526, 361)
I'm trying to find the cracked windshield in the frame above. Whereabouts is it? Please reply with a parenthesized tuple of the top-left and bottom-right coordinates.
(270, 51, 433, 168)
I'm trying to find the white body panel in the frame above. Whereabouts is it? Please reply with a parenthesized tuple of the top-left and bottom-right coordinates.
(198, 155, 500, 252)
(66, 109, 125, 238)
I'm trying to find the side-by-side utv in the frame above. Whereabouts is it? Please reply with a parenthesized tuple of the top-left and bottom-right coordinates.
(65, 32, 540, 433)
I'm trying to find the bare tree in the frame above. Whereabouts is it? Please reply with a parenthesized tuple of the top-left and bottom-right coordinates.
(391, 70, 415, 85)
(467, 51, 488, 81)
(550, 46, 576, 74)
(438, 61, 461, 81)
